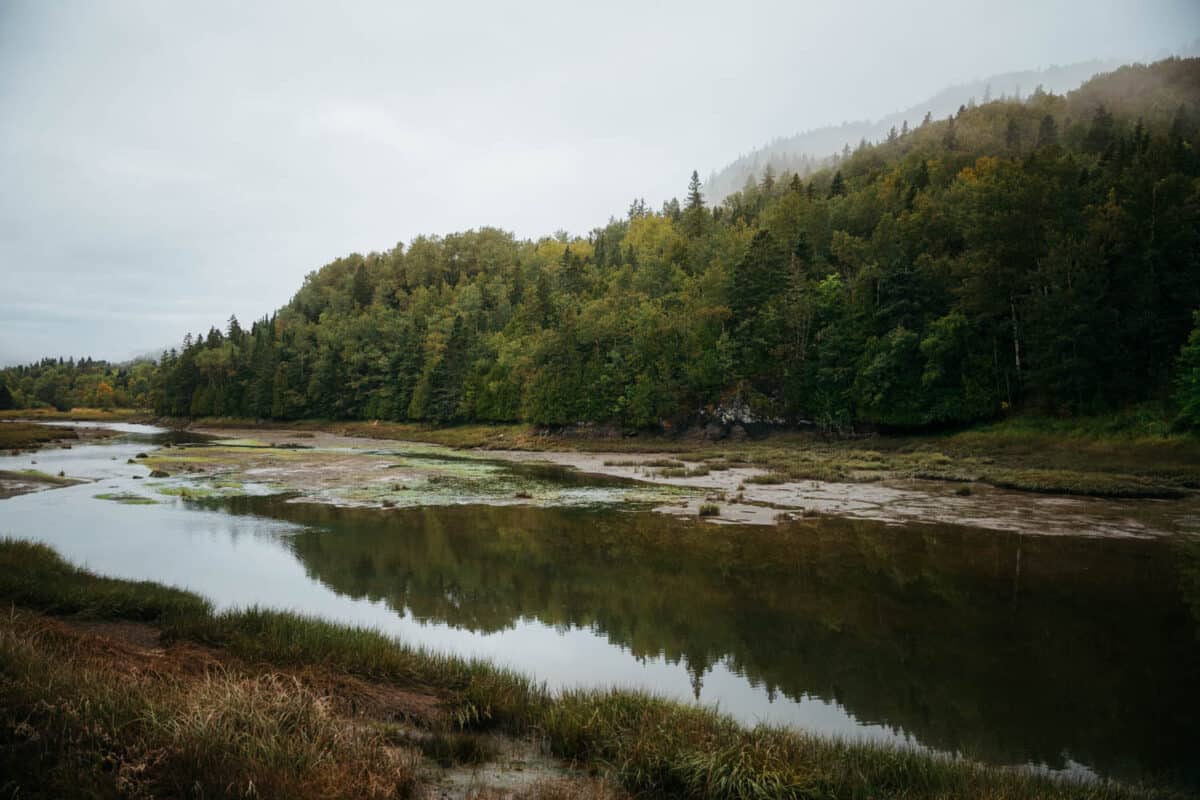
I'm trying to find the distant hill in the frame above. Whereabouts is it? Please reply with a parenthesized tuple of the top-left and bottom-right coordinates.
(706, 58, 1135, 201)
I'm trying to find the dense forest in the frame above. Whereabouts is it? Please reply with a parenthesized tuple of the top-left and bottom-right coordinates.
(16, 59, 1200, 433)
(0, 358, 156, 411)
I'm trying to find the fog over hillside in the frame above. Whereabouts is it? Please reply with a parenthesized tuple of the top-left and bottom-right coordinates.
(706, 43, 1200, 202)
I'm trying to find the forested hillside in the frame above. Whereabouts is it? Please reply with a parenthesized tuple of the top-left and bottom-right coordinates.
(151, 59, 1200, 432)
(704, 58, 1126, 203)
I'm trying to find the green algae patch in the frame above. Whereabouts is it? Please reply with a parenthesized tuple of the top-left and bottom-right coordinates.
(156, 480, 254, 500)
(94, 492, 158, 505)
(209, 437, 271, 448)
(157, 486, 219, 499)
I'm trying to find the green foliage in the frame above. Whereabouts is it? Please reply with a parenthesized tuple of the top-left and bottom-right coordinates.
(1174, 311, 1200, 430)
(0, 356, 156, 411)
(145, 58, 1200, 432)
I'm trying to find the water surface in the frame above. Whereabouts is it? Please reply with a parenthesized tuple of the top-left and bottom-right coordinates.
(1, 425, 1196, 790)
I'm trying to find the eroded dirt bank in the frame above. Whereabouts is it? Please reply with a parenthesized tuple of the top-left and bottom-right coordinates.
(179, 427, 1200, 538)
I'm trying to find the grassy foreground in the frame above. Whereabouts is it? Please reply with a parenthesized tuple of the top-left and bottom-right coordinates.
(0, 539, 1181, 799)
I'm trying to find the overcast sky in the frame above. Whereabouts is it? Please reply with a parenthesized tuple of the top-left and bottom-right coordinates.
(1, 0, 1196, 365)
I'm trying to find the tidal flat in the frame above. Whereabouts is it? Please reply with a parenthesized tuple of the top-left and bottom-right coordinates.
(160, 425, 1200, 538)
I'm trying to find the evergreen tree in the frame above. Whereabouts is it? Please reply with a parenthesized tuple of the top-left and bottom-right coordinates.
(1174, 312, 1200, 430)
(351, 263, 372, 308)
(428, 316, 471, 423)
(828, 170, 846, 198)
(683, 170, 707, 238)
(1037, 114, 1059, 147)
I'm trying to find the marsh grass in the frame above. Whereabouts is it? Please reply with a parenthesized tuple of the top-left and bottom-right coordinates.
(0, 540, 1182, 800)
(604, 458, 686, 468)
(0, 612, 418, 799)
(745, 472, 791, 485)
(379, 726, 499, 767)
(0, 406, 147, 422)
(168, 606, 548, 731)
(0, 539, 211, 622)
(0, 469, 82, 487)
(660, 465, 711, 478)
(0, 421, 73, 450)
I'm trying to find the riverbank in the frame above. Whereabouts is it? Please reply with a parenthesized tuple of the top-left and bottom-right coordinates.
(142, 422, 1197, 538)
(0, 407, 151, 423)
(179, 414, 1200, 501)
(0, 538, 1181, 800)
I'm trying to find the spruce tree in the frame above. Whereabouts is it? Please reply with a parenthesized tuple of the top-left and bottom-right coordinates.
(828, 170, 846, 198)
(683, 170, 707, 237)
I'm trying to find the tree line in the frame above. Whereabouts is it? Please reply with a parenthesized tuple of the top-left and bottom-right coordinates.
(0, 358, 156, 411)
(55, 59, 1200, 431)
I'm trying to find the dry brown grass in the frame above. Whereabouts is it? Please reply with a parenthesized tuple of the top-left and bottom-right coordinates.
(0, 610, 423, 799)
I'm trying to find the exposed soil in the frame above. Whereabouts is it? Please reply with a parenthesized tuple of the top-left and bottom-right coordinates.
(171, 427, 1200, 538)
(484, 450, 1200, 538)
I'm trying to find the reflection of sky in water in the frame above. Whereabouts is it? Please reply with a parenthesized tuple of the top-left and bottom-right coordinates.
(0, 431, 904, 747)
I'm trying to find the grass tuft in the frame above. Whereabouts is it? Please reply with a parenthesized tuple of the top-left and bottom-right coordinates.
(0, 538, 211, 622)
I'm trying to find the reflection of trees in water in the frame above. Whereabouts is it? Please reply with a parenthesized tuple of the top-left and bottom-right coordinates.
(1173, 535, 1200, 641)
(221, 497, 1200, 787)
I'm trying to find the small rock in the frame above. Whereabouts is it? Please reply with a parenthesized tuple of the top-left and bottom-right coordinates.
(149, 469, 170, 478)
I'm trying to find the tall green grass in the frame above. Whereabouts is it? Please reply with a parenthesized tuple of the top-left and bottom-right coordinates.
(0, 538, 211, 621)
